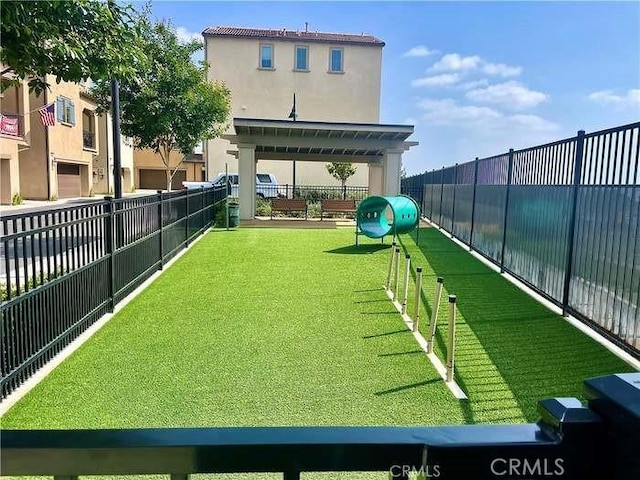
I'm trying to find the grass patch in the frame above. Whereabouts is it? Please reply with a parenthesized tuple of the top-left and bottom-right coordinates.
(2, 229, 460, 429)
(397, 226, 634, 422)
(2, 227, 632, 432)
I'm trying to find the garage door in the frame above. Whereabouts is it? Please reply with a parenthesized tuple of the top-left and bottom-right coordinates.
(57, 163, 81, 198)
(139, 169, 186, 190)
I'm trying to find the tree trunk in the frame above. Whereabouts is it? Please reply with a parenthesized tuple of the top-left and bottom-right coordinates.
(166, 167, 172, 191)
(342, 180, 347, 200)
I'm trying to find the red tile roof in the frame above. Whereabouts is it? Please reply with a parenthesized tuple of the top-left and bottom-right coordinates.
(202, 26, 385, 46)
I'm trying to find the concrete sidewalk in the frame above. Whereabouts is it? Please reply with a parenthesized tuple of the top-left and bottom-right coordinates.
(0, 190, 158, 215)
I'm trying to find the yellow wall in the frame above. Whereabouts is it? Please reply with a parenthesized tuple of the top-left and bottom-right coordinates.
(204, 35, 382, 186)
(133, 148, 201, 186)
(93, 113, 134, 194)
(18, 89, 48, 199)
(1, 77, 30, 203)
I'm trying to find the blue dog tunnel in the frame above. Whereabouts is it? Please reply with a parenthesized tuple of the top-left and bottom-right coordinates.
(356, 195, 420, 240)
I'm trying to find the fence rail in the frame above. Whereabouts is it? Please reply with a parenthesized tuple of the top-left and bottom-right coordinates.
(1, 187, 227, 398)
(2, 373, 638, 479)
(402, 122, 640, 357)
(254, 184, 369, 201)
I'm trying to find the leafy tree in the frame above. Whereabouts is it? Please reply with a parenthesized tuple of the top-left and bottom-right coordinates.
(1, 0, 146, 94)
(326, 162, 357, 199)
(93, 18, 231, 190)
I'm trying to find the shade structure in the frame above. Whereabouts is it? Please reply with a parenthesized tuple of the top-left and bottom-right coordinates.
(356, 195, 420, 239)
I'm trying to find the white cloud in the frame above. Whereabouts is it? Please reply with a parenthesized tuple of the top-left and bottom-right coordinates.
(418, 98, 502, 125)
(411, 73, 460, 87)
(403, 45, 438, 57)
(466, 81, 548, 109)
(429, 53, 522, 78)
(417, 97, 559, 132)
(482, 62, 522, 77)
(509, 114, 559, 132)
(458, 79, 490, 90)
(588, 89, 640, 108)
(175, 26, 202, 44)
(430, 53, 482, 72)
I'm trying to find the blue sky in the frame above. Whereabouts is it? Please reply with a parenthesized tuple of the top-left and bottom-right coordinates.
(145, 1, 639, 174)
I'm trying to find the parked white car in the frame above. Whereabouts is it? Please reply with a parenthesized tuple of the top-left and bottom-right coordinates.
(209, 173, 281, 198)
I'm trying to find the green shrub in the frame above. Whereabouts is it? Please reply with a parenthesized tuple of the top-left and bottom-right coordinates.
(214, 207, 227, 227)
(1, 267, 66, 301)
(11, 193, 23, 205)
(307, 201, 321, 218)
(255, 197, 271, 216)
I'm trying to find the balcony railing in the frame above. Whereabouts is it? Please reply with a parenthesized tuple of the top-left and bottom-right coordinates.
(2, 374, 638, 479)
(83, 130, 95, 149)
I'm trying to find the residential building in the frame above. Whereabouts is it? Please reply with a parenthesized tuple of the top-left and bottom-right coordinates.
(15, 77, 98, 199)
(0, 70, 30, 204)
(134, 148, 205, 191)
(0, 71, 133, 203)
(92, 111, 134, 195)
(202, 26, 385, 186)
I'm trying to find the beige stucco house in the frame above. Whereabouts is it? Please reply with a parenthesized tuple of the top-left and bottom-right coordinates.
(133, 148, 205, 191)
(0, 71, 30, 204)
(0, 72, 134, 203)
(202, 26, 385, 187)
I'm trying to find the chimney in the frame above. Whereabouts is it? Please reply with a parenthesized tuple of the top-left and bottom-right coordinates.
(305, 22, 309, 33)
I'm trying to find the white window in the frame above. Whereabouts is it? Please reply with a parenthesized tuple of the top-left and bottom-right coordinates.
(259, 44, 273, 69)
(56, 97, 75, 125)
(294, 45, 309, 71)
(329, 47, 343, 73)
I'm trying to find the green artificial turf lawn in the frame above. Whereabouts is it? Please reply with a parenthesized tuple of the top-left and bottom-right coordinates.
(2, 227, 633, 433)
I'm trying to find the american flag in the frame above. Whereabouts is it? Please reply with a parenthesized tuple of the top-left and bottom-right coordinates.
(38, 103, 55, 127)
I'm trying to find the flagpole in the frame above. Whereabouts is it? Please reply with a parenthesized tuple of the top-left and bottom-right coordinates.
(44, 88, 51, 200)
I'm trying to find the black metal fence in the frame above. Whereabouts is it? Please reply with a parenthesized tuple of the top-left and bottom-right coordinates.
(402, 122, 639, 357)
(1, 186, 227, 398)
(254, 184, 369, 201)
(2, 373, 638, 479)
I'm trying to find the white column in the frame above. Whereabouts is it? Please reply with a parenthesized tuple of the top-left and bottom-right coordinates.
(367, 162, 384, 196)
(238, 143, 256, 220)
(383, 149, 403, 196)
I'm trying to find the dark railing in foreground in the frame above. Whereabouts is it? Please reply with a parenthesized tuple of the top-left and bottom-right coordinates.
(2, 373, 638, 479)
(402, 122, 640, 358)
(0, 186, 227, 398)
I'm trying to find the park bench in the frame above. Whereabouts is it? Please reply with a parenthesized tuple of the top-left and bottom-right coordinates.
(320, 199, 357, 220)
(270, 198, 308, 219)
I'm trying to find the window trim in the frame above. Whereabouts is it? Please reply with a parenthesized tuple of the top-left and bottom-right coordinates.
(328, 47, 344, 73)
(258, 43, 275, 70)
(294, 44, 310, 72)
(56, 96, 76, 126)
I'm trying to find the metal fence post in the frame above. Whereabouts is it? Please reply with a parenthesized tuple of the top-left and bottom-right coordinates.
(104, 196, 115, 312)
(157, 190, 164, 270)
(469, 157, 479, 251)
(451, 163, 458, 238)
(439, 166, 444, 227)
(185, 189, 190, 247)
(499, 149, 514, 273)
(201, 186, 205, 232)
(429, 169, 435, 220)
(562, 130, 585, 316)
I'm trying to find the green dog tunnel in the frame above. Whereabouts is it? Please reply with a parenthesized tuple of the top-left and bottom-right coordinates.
(355, 195, 420, 243)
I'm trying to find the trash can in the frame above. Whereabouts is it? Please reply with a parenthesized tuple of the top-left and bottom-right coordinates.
(227, 201, 239, 227)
